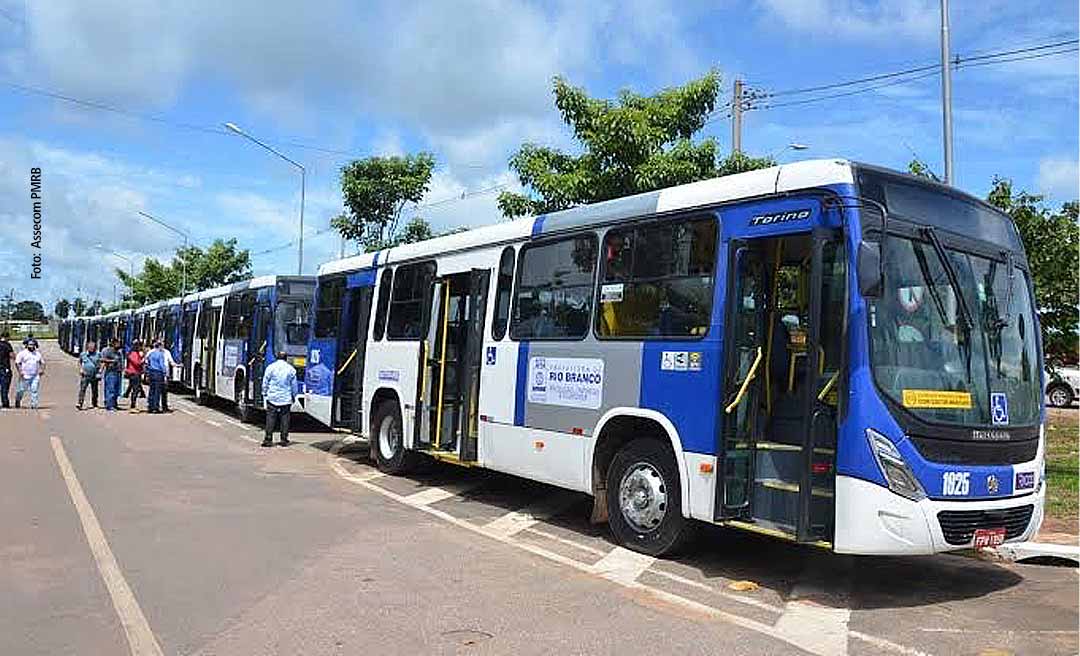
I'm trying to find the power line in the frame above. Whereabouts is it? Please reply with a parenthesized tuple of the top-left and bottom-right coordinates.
(753, 38, 1077, 111)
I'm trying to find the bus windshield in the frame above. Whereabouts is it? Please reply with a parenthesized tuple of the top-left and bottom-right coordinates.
(275, 300, 311, 349)
(870, 235, 1041, 428)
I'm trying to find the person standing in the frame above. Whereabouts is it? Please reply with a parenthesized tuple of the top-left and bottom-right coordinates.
(77, 341, 101, 410)
(0, 332, 13, 409)
(125, 340, 145, 413)
(100, 338, 123, 412)
(14, 339, 45, 409)
(261, 350, 297, 447)
(145, 340, 169, 414)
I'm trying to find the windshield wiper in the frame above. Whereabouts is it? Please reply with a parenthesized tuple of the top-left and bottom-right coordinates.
(912, 244, 951, 331)
(921, 227, 974, 333)
(992, 250, 1016, 330)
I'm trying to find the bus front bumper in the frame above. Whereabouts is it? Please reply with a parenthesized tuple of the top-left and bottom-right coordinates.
(834, 475, 1044, 555)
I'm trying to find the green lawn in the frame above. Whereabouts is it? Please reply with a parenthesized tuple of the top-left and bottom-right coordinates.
(1045, 411, 1078, 525)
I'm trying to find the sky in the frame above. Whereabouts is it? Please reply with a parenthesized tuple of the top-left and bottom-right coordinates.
(0, 0, 1076, 313)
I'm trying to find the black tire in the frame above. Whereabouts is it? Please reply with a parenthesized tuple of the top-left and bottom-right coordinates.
(1048, 383, 1074, 409)
(371, 399, 414, 474)
(606, 438, 689, 557)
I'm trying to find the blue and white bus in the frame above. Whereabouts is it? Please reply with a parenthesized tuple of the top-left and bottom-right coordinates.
(311, 159, 1043, 555)
(184, 275, 314, 421)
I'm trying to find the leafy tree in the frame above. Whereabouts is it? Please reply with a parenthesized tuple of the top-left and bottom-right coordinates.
(906, 159, 941, 182)
(986, 179, 1078, 364)
(72, 297, 87, 316)
(12, 300, 46, 321)
(498, 71, 773, 218)
(54, 298, 71, 319)
(333, 153, 437, 250)
(116, 238, 251, 304)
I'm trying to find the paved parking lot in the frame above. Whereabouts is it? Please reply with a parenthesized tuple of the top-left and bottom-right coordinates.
(2, 342, 1077, 655)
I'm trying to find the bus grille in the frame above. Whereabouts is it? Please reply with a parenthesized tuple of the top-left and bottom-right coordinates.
(910, 436, 1038, 466)
(937, 505, 1034, 545)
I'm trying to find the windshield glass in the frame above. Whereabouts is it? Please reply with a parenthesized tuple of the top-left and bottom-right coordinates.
(870, 235, 1040, 427)
(275, 301, 310, 349)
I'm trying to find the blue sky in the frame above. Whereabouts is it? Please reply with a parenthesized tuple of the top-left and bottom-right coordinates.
(0, 0, 1076, 311)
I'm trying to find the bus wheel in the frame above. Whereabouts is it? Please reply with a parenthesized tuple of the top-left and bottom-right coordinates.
(606, 439, 688, 557)
(372, 400, 413, 475)
(1048, 383, 1074, 408)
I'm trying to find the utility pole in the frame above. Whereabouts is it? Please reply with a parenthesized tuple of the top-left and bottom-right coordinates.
(731, 78, 744, 154)
(940, 0, 954, 185)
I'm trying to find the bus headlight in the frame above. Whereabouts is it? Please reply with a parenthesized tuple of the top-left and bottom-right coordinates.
(867, 429, 926, 501)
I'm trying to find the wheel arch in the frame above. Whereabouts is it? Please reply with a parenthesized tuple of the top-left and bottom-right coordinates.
(589, 407, 690, 519)
(369, 386, 403, 438)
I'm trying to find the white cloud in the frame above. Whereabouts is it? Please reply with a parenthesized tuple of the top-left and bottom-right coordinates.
(756, 0, 939, 41)
(1036, 157, 1079, 201)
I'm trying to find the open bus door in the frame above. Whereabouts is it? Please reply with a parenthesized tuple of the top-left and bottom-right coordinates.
(334, 284, 374, 430)
(248, 302, 271, 408)
(417, 269, 489, 462)
(717, 229, 841, 545)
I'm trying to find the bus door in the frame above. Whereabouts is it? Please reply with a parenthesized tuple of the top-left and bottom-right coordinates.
(180, 306, 196, 387)
(418, 269, 488, 461)
(248, 301, 271, 407)
(717, 230, 840, 544)
(334, 285, 374, 430)
(204, 305, 222, 393)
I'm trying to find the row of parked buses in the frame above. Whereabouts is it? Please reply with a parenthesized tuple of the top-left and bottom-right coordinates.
(58, 160, 1047, 558)
(59, 276, 314, 420)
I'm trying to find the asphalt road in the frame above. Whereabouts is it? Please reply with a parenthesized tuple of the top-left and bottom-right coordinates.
(2, 341, 1077, 656)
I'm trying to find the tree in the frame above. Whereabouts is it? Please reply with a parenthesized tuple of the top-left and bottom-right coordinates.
(115, 238, 252, 304)
(986, 179, 1078, 364)
(498, 72, 773, 218)
(89, 300, 104, 316)
(333, 153, 437, 250)
(54, 298, 71, 319)
(906, 159, 941, 182)
(12, 300, 46, 321)
(72, 297, 87, 316)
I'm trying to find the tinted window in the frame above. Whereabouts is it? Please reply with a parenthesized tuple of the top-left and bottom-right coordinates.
(491, 246, 515, 340)
(511, 235, 597, 340)
(314, 277, 345, 339)
(597, 217, 717, 338)
(387, 261, 436, 340)
(373, 268, 393, 341)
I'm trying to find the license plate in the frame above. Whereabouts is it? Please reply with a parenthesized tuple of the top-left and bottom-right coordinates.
(973, 527, 1006, 548)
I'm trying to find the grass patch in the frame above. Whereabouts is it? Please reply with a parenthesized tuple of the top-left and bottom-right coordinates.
(1045, 411, 1078, 525)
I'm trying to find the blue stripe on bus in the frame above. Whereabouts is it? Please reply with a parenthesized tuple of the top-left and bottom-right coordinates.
(531, 214, 547, 237)
(514, 341, 529, 426)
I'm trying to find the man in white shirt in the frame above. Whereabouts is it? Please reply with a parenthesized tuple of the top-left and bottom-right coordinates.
(15, 339, 45, 409)
(261, 351, 298, 447)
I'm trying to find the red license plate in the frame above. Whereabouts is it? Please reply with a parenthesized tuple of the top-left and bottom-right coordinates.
(973, 528, 1007, 548)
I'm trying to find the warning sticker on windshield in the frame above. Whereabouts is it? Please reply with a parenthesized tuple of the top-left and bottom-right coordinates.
(902, 389, 973, 409)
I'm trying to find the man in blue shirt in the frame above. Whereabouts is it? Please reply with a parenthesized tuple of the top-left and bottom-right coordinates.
(261, 350, 297, 447)
(145, 340, 169, 414)
(76, 341, 101, 409)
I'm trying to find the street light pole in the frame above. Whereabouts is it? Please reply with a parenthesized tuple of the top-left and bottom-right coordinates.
(224, 122, 306, 274)
(940, 0, 954, 185)
(137, 210, 189, 295)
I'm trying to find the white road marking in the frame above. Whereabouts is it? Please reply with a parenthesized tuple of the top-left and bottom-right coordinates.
(50, 436, 165, 656)
(590, 547, 656, 585)
(404, 481, 482, 507)
(483, 494, 579, 538)
(774, 598, 850, 656)
(204, 419, 223, 428)
(849, 631, 933, 656)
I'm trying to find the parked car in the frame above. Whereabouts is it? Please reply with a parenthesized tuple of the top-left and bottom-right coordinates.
(1046, 366, 1080, 408)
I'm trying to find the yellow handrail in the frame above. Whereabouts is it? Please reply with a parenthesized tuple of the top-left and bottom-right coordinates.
(433, 283, 451, 449)
(725, 347, 763, 414)
(817, 370, 839, 402)
(336, 348, 358, 375)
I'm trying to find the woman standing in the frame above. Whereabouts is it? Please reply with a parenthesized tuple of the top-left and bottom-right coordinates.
(125, 340, 145, 413)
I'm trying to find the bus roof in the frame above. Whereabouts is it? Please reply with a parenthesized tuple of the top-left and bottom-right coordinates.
(318, 158, 856, 277)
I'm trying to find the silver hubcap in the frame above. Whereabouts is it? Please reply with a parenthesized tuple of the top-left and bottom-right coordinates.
(619, 462, 668, 533)
(1051, 389, 1070, 406)
(378, 414, 401, 461)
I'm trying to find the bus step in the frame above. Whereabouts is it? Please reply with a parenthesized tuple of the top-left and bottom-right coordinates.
(756, 478, 834, 498)
(416, 449, 477, 468)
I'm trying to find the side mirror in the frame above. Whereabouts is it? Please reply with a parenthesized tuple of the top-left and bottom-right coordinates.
(857, 240, 882, 298)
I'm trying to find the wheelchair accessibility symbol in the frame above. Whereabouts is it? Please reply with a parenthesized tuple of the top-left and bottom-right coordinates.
(990, 392, 1009, 426)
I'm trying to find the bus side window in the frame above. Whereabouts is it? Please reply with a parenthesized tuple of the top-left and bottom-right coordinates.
(372, 268, 393, 341)
(492, 246, 515, 341)
(511, 234, 597, 341)
(387, 261, 436, 340)
(314, 277, 345, 339)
